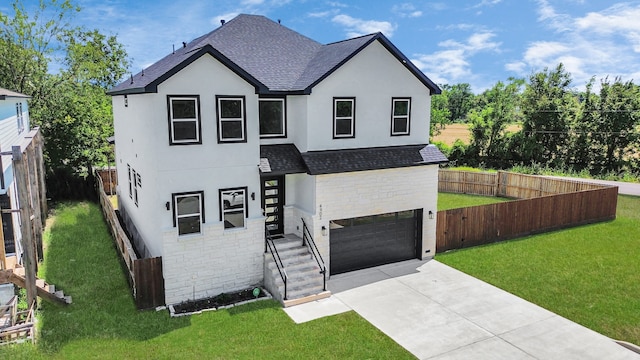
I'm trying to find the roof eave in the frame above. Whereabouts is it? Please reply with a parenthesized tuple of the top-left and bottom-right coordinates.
(108, 44, 269, 96)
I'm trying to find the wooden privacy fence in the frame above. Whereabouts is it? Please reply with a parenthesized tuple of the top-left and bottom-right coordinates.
(95, 171, 164, 309)
(95, 168, 117, 195)
(437, 170, 618, 252)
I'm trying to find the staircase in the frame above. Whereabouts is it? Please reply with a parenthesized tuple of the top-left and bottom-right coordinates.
(0, 264, 72, 305)
(264, 235, 330, 307)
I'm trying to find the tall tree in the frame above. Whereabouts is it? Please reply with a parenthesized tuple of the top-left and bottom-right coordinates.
(442, 83, 474, 123)
(0, 0, 129, 198)
(430, 89, 451, 138)
(467, 78, 524, 167)
(520, 63, 577, 167)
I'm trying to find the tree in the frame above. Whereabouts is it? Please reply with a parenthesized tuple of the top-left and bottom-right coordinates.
(0, 0, 129, 198)
(430, 89, 451, 138)
(467, 78, 524, 167)
(442, 83, 474, 123)
(520, 63, 577, 167)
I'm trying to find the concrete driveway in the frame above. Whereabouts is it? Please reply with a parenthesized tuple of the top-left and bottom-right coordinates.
(284, 260, 640, 360)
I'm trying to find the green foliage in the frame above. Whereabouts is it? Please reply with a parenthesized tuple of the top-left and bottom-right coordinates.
(437, 195, 640, 345)
(0, 0, 129, 197)
(520, 63, 577, 167)
(1, 202, 413, 358)
(438, 192, 509, 211)
(430, 90, 451, 137)
(441, 83, 475, 123)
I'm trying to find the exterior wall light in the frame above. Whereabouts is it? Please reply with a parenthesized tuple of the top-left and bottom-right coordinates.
(321, 225, 327, 236)
(428, 210, 434, 219)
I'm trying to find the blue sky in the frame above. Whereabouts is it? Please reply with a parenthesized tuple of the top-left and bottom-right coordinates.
(7, 0, 640, 92)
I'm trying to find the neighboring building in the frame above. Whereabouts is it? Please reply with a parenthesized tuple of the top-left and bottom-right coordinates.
(0, 88, 31, 303)
(108, 14, 447, 305)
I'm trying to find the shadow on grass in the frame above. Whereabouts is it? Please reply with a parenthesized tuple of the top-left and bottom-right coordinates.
(36, 201, 191, 354)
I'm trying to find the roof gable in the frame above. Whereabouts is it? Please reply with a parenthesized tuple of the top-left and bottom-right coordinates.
(108, 14, 440, 96)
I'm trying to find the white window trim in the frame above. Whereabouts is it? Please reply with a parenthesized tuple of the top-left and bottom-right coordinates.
(173, 191, 204, 236)
(168, 96, 201, 145)
(259, 98, 286, 138)
(333, 98, 355, 138)
(220, 187, 247, 230)
(391, 98, 411, 136)
(217, 96, 246, 142)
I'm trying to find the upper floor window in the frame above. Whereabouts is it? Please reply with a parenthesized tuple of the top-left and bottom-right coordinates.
(173, 191, 204, 236)
(259, 98, 286, 138)
(217, 96, 246, 143)
(167, 95, 201, 145)
(16, 102, 24, 134)
(220, 187, 247, 229)
(333, 97, 355, 139)
(391, 98, 411, 136)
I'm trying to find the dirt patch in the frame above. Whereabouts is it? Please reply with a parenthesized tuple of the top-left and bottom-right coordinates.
(172, 287, 269, 315)
(432, 123, 522, 146)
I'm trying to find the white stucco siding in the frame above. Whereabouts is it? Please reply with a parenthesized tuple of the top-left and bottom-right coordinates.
(113, 93, 164, 257)
(304, 40, 431, 152)
(284, 95, 308, 150)
(310, 165, 439, 272)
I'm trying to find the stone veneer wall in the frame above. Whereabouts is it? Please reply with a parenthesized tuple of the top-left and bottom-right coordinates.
(161, 217, 265, 305)
(310, 165, 439, 275)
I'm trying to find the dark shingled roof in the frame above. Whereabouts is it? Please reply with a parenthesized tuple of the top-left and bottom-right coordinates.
(260, 144, 308, 175)
(301, 144, 448, 175)
(108, 14, 440, 96)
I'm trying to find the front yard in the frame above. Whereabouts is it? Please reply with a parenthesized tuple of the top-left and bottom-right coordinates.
(437, 194, 640, 346)
(0, 202, 413, 359)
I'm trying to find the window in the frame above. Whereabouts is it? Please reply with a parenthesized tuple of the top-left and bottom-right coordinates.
(333, 98, 355, 138)
(259, 98, 286, 138)
(391, 98, 411, 136)
(16, 102, 24, 134)
(127, 164, 132, 199)
(173, 191, 204, 236)
(167, 95, 201, 145)
(217, 96, 246, 142)
(219, 187, 247, 229)
(132, 169, 138, 206)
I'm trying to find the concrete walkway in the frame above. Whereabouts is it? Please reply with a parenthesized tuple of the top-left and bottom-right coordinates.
(284, 260, 640, 360)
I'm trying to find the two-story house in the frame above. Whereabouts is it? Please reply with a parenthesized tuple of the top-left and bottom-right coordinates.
(108, 14, 447, 306)
(0, 88, 31, 303)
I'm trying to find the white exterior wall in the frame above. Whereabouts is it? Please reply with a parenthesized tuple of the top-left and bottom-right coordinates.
(0, 97, 30, 195)
(303, 41, 431, 152)
(113, 54, 267, 304)
(310, 165, 439, 275)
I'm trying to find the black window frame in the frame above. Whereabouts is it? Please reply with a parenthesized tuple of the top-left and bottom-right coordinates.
(133, 169, 139, 207)
(333, 97, 356, 139)
(219, 187, 248, 229)
(216, 95, 247, 143)
(259, 97, 287, 138)
(167, 95, 202, 145)
(127, 164, 132, 199)
(391, 97, 411, 136)
(172, 191, 205, 236)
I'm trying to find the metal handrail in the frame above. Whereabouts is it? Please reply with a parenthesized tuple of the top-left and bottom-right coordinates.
(265, 230, 288, 300)
(301, 218, 327, 291)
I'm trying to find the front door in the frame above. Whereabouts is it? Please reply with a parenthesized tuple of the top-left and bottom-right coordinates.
(262, 175, 285, 236)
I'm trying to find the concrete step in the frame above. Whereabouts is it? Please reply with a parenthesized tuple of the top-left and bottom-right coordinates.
(283, 291, 332, 307)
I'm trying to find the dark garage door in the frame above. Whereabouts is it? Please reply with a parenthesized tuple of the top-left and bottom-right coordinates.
(330, 209, 422, 275)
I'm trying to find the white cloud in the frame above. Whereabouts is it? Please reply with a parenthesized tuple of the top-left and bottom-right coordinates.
(392, 3, 423, 18)
(509, 1, 640, 88)
(471, 0, 502, 9)
(332, 14, 397, 37)
(412, 31, 501, 85)
(308, 10, 337, 18)
(241, 0, 264, 5)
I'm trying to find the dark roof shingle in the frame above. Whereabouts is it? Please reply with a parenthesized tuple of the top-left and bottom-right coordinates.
(260, 144, 307, 175)
(109, 14, 440, 95)
(301, 144, 448, 175)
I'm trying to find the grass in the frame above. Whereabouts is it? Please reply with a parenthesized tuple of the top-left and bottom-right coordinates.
(0, 202, 413, 359)
(436, 195, 640, 345)
(438, 192, 510, 211)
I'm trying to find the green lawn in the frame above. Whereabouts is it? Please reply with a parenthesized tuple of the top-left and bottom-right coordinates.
(437, 195, 640, 345)
(438, 192, 510, 211)
(0, 202, 413, 359)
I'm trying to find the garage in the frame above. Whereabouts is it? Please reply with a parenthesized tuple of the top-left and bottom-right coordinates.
(330, 209, 422, 274)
